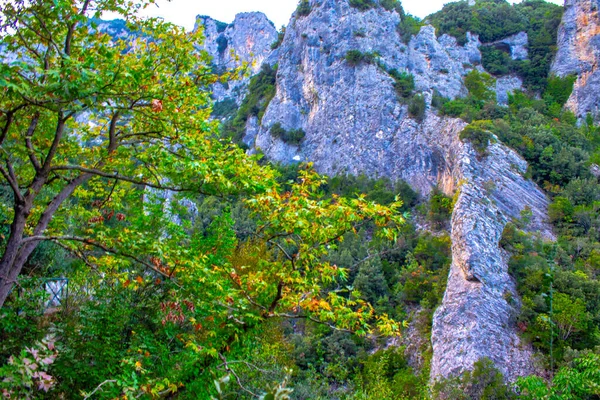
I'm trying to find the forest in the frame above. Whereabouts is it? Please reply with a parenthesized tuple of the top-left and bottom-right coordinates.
(0, 0, 599, 399)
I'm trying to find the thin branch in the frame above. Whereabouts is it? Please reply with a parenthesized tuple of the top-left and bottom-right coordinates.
(107, 111, 120, 154)
(21, 235, 177, 282)
(97, 178, 119, 210)
(268, 281, 284, 314)
(218, 354, 259, 398)
(50, 165, 204, 193)
(25, 112, 42, 171)
(216, 360, 271, 375)
(83, 380, 116, 400)
(0, 163, 24, 203)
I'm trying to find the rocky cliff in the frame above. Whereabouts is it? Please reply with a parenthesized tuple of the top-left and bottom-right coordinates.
(236, 0, 550, 382)
(196, 13, 278, 103)
(202, 0, 556, 383)
(552, 0, 600, 120)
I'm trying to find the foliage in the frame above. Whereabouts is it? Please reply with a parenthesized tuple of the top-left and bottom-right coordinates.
(0, 336, 58, 399)
(269, 122, 306, 146)
(544, 75, 577, 108)
(428, 0, 563, 91)
(388, 69, 416, 99)
(460, 120, 495, 156)
(408, 94, 426, 122)
(222, 63, 278, 145)
(212, 98, 238, 119)
(432, 358, 516, 400)
(481, 45, 514, 76)
(271, 26, 286, 50)
(296, 0, 312, 17)
(424, 188, 454, 229)
(380, 0, 403, 13)
(345, 50, 377, 66)
(0, 1, 410, 398)
(517, 353, 600, 399)
(349, 0, 377, 11)
(464, 70, 496, 102)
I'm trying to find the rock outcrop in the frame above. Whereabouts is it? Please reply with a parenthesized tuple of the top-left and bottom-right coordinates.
(196, 13, 278, 103)
(552, 0, 600, 120)
(238, 0, 550, 382)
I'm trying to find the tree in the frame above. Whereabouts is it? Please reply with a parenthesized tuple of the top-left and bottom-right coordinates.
(0, 5, 406, 396)
(0, 0, 266, 308)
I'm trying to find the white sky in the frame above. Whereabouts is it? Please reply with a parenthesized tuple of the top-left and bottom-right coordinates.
(109, 0, 564, 31)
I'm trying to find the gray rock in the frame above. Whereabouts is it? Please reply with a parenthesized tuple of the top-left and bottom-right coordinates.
(551, 0, 600, 120)
(247, 0, 551, 382)
(196, 13, 278, 104)
(195, 0, 562, 383)
(496, 75, 523, 105)
(499, 31, 529, 61)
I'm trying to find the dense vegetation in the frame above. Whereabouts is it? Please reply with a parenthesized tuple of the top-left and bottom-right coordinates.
(2, 0, 600, 398)
(428, 0, 563, 92)
(221, 64, 278, 146)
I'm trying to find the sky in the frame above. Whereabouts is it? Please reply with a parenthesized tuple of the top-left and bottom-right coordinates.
(108, 0, 564, 31)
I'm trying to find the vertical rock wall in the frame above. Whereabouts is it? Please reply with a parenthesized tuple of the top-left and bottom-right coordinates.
(196, 13, 278, 103)
(243, 0, 551, 382)
(552, 0, 600, 120)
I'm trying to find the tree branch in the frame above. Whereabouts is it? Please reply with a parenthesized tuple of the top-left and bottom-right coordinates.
(83, 380, 117, 400)
(25, 112, 42, 171)
(218, 354, 259, 398)
(20, 235, 177, 281)
(0, 164, 23, 203)
(50, 165, 202, 193)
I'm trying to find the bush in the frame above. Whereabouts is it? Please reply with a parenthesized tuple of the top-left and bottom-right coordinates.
(296, 0, 311, 17)
(271, 27, 286, 50)
(464, 70, 496, 102)
(380, 0, 402, 13)
(459, 120, 494, 156)
(426, 187, 454, 229)
(345, 50, 376, 66)
(349, 0, 376, 11)
(481, 46, 514, 76)
(270, 122, 306, 146)
(432, 358, 516, 400)
(389, 69, 415, 98)
(397, 13, 423, 43)
(544, 75, 577, 107)
(221, 63, 277, 145)
(408, 94, 426, 122)
(212, 98, 237, 119)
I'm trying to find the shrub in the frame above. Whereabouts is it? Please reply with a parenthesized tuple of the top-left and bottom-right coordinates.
(271, 27, 286, 49)
(381, 0, 403, 14)
(397, 13, 423, 43)
(296, 0, 311, 17)
(349, 0, 376, 11)
(345, 50, 376, 66)
(460, 120, 494, 156)
(426, 187, 454, 228)
(464, 70, 496, 102)
(270, 122, 306, 146)
(408, 94, 426, 122)
(221, 64, 277, 145)
(389, 69, 415, 98)
(212, 98, 237, 119)
(544, 75, 577, 108)
(481, 46, 513, 76)
(432, 358, 516, 399)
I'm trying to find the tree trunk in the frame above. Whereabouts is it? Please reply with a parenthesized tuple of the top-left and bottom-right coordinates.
(0, 206, 28, 308)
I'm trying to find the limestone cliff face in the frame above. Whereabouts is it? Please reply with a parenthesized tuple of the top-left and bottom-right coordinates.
(235, 0, 551, 382)
(196, 13, 278, 102)
(552, 0, 600, 119)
